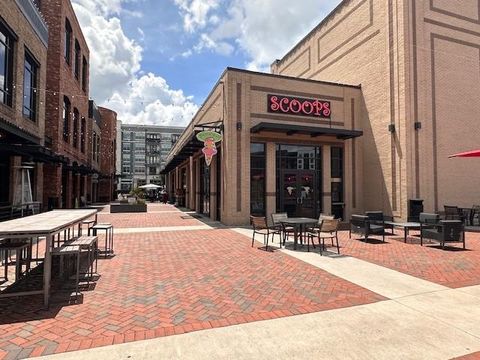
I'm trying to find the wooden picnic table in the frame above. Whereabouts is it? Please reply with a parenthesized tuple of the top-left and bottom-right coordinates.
(0, 209, 98, 306)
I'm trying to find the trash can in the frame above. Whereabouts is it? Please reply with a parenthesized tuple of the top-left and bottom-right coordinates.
(408, 199, 424, 222)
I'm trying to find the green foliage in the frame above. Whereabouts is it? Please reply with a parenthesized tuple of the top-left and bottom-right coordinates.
(129, 187, 145, 199)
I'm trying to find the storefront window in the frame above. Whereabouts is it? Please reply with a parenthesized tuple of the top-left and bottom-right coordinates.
(23, 51, 38, 121)
(331, 147, 344, 220)
(250, 143, 266, 216)
(0, 23, 14, 107)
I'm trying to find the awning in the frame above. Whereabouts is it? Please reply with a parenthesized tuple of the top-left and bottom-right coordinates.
(0, 143, 63, 163)
(251, 122, 363, 139)
(160, 134, 204, 174)
(449, 149, 480, 158)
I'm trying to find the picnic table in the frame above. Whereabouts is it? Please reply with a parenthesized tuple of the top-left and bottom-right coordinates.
(0, 209, 97, 306)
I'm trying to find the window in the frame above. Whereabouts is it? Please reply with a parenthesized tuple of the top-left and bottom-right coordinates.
(250, 143, 266, 216)
(74, 40, 80, 79)
(63, 97, 70, 142)
(92, 131, 97, 161)
(331, 147, 343, 178)
(0, 23, 14, 106)
(23, 51, 38, 121)
(64, 19, 72, 64)
(72, 108, 79, 148)
(82, 56, 87, 92)
(80, 117, 86, 153)
(96, 134, 100, 162)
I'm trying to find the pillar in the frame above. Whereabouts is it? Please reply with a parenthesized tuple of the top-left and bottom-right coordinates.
(322, 145, 332, 216)
(265, 142, 276, 221)
(210, 155, 217, 220)
(195, 159, 200, 213)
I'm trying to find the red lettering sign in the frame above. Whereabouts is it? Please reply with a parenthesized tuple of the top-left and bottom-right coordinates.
(268, 94, 331, 118)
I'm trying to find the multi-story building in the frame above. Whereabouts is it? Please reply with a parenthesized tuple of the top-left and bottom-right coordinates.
(163, 0, 480, 225)
(36, 0, 117, 208)
(0, 0, 48, 207)
(118, 124, 183, 191)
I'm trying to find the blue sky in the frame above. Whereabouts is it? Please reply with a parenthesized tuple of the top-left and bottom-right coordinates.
(72, 0, 340, 126)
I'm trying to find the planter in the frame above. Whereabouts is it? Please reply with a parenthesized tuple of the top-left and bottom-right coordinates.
(110, 203, 147, 213)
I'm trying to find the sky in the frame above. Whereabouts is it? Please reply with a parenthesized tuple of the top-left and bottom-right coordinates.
(71, 0, 341, 126)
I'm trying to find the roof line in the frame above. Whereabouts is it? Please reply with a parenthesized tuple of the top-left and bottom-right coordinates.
(226, 67, 361, 89)
(273, 0, 353, 67)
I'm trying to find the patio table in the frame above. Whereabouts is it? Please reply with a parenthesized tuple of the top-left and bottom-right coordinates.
(384, 221, 421, 243)
(280, 217, 318, 250)
(0, 209, 97, 306)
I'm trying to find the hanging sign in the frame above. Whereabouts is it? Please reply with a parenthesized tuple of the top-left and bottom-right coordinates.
(196, 131, 222, 166)
(268, 94, 331, 118)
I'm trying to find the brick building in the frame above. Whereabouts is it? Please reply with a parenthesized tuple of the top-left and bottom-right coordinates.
(0, 0, 48, 208)
(163, 0, 480, 225)
(35, 0, 117, 209)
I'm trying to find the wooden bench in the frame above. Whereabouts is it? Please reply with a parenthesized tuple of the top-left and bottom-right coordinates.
(70, 236, 98, 282)
(51, 245, 81, 299)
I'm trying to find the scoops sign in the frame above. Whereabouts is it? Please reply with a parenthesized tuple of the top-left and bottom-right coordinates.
(268, 94, 331, 119)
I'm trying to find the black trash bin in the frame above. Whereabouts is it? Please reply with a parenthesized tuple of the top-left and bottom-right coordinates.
(408, 199, 424, 222)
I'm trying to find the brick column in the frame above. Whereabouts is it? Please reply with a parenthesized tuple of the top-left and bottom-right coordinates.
(66, 170, 73, 209)
(195, 160, 200, 213)
(43, 163, 62, 211)
(265, 142, 276, 221)
(322, 145, 332, 216)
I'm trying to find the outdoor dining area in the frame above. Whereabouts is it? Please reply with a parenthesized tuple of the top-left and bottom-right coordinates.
(0, 207, 115, 307)
(250, 200, 479, 254)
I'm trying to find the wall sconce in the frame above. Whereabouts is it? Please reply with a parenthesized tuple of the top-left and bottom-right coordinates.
(388, 124, 396, 133)
(236, 122, 242, 130)
(414, 122, 422, 130)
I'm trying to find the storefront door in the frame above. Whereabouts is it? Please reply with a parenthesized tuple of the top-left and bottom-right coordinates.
(276, 145, 321, 218)
(199, 160, 210, 216)
(279, 170, 317, 218)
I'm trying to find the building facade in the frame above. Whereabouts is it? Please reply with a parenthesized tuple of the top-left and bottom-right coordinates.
(163, 0, 480, 225)
(0, 0, 48, 208)
(36, 0, 117, 209)
(118, 124, 183, 191)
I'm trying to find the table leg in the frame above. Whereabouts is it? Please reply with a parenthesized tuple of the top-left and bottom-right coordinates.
(15, 248, 22, 280)
(293, 226, 298, 250)
(43, 234, 52, 307)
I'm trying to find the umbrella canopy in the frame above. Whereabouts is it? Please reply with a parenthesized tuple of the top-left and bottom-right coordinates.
(449, 149, 480, 158)
(139, 184, 161, 189)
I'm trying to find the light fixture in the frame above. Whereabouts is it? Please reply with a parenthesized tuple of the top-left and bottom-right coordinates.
(388, 124, 396, 133)
(414, 122, 422, 130)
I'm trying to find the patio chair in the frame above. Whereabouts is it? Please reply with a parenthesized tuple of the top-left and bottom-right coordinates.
(308, 218, 340, 255)
(365, 211, 394, 233)
(420, 219, 465, 249)
(444, 205, 464, 222)
(472, 205, 480, 226)
(349, 215, 385, 242)
(250, 216, 281, 251)
(271, 212, 294, 246)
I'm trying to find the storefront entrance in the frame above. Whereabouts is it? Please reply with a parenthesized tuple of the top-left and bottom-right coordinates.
(199, 159, 210, 216)
(276, 145, 321, 218)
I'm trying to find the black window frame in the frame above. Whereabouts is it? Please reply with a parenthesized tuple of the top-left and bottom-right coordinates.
(63, 96, 70, 142)
(23, 49, 39, 122)
(250, 143, 266, 216)
(80, 116, 86, 153)
(74, 39, 80, 79)
(0, 21, 15, 107)
(64, 19, 72, 65)
(82, 56, 87, 92)
(72, 108, 79, 148)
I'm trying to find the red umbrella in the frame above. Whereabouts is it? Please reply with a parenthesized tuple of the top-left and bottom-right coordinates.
(449, 149, 480, 158)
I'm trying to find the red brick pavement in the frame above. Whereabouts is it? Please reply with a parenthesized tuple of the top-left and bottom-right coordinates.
(452, 351, 480, 360)
(97, 208, 203, 228)
(0, 229, 384, 359)
(340, 230, 480, 288)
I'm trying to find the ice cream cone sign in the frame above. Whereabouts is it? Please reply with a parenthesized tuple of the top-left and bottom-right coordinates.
(196, 131, 222, 166)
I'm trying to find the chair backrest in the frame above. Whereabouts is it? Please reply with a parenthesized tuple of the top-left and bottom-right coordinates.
(350, 215, 368, 228)
(440, 220, 463, 241)
(320, 218, 340, 233)
(365, 211, 384, 221)
(271, 212, 288, 225)
(444, 205, 460, 219)
(419, 212, 440, 224)
(251, 216, 268, 230)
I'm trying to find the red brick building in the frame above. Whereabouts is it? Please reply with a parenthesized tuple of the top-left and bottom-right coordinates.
(98, 106, 117, 203)
(36, 0, 117, 208)
(0, 0, 49, 209)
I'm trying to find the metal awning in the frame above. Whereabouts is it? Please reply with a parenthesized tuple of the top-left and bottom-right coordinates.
(251, 122, 363, 139)
(0, 143, 63, 163)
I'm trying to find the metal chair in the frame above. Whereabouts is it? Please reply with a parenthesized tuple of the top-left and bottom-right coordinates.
(250, 216, 280, 251)
(349, 215, 385, 242)
(444, 205, 464, 222)
(365, 211, 394, 233)
(271, 212, 294, 247)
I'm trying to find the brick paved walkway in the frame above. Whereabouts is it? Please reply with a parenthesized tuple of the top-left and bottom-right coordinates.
(0, 226, 384, 359)
(341, 231, 480, 288)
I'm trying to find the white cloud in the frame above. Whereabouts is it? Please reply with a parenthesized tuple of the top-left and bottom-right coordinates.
(173, 0, 220, 32)
(72, 0, 198, 126)
(175, 0, 339, 70)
